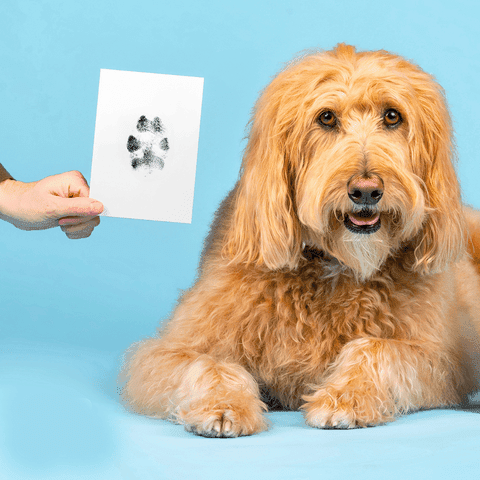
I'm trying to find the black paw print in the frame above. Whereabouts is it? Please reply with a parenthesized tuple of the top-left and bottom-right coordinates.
(127, 115, 169, 171)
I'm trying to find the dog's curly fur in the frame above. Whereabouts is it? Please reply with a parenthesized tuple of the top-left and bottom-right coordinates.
(122, 44, 480, 437)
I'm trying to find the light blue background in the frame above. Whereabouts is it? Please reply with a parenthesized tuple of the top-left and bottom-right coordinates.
(1, 1, 479, 479)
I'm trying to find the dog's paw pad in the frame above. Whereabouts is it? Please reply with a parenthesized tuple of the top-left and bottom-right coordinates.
(127, 115, 169, 172)
(136, 115, 149, 132)
(127, 135, 141, 153)
(152, 116, 164, 133)
(159, 137, 169, 151)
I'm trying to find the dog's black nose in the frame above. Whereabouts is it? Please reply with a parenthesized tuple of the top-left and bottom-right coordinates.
(348, 176, 383, 205)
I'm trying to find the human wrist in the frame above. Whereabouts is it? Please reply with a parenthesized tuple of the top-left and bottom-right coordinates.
(0, 179, 27, 218)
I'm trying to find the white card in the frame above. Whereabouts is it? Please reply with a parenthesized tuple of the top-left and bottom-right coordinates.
(89, 69, 204, 223)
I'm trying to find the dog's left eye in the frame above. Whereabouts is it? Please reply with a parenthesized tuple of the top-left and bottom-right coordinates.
(317, 111, 337, 128)
(384, 109, 402, 127)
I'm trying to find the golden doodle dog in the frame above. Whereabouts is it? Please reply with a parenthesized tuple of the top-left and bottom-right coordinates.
(122, 44, 480, 437)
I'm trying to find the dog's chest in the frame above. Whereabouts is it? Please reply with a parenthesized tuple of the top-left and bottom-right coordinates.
(244, 263, 404, 383)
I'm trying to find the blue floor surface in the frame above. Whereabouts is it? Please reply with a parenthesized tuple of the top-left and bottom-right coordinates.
(0, 341, 479, 480)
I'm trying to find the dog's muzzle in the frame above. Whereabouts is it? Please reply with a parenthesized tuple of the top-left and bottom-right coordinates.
(345, 175, 383, 234)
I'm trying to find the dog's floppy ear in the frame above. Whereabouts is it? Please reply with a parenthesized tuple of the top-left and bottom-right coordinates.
(409, 73, 465, 274)
(223, 79, 302, 270)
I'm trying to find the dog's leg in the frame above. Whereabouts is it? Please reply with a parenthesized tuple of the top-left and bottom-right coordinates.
(302, 337, 460, 429)
(121, 339, 268, 437)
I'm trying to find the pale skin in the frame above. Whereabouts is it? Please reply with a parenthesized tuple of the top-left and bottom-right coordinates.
(0, 170, 103, 239)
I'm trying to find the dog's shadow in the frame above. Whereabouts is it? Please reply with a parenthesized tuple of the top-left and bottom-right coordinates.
(450, 403, 480, 414)
(260, 388, 301, 412)
(261, 387, 480, 416)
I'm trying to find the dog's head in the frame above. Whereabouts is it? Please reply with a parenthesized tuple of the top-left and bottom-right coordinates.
(224, 44, 465, 280)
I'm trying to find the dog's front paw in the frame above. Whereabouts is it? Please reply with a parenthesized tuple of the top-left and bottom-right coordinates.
(183, 410, 261, 438)
(179, 396, 268, 438)
(302, 385, 395, 429)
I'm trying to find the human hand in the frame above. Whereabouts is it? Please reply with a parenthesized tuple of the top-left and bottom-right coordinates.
(0, 171, 103, 239)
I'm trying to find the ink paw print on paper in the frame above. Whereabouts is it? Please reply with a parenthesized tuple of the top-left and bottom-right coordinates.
(127, 115, 169, 172)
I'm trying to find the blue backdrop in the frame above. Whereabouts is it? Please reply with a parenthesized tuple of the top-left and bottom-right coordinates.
(1, 1, 479, 479)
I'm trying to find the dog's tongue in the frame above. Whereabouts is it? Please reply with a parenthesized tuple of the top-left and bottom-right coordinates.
(348, 213, 380, 226)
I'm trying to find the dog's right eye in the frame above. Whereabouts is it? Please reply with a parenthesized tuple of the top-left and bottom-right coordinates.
(317, 111, 337, 128)
(384, 109, 402, 127)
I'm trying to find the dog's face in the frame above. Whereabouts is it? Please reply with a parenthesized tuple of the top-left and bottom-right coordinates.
(293, 50, 431, 279)
(225, 44, 465, 280)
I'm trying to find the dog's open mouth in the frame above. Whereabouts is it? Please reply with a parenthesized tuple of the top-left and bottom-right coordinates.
(344, 209, 381, 234)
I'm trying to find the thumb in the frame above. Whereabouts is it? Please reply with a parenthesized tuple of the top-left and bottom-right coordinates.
(51, 196, 104, 218)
